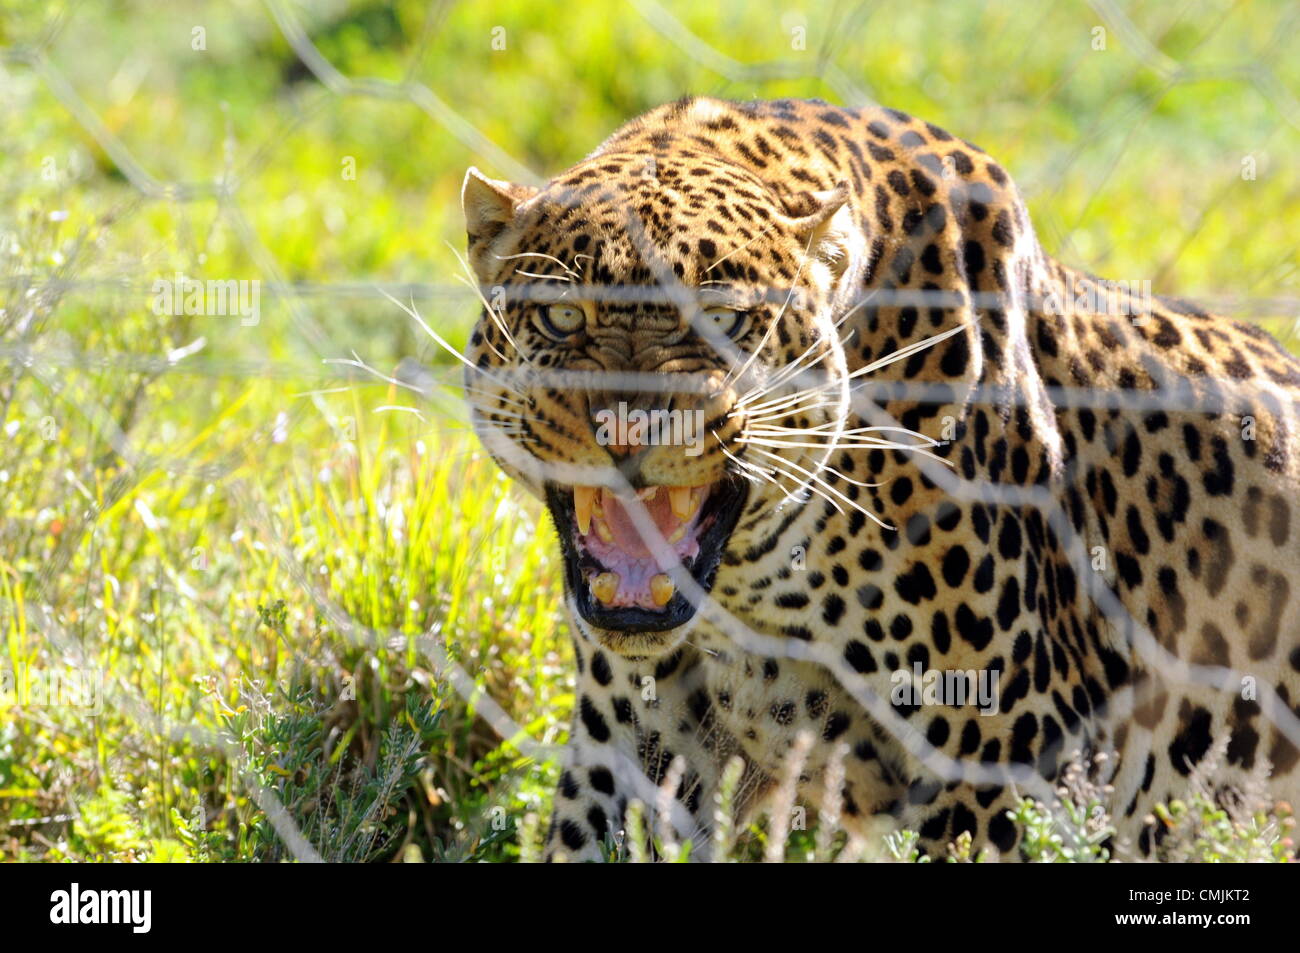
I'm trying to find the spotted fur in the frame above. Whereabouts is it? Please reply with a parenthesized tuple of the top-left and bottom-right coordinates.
(460, 97, 1300, 860)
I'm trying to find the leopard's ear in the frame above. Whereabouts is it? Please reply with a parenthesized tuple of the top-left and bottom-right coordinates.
(779, 181, 861, 284)
(461, 168, 540, 281)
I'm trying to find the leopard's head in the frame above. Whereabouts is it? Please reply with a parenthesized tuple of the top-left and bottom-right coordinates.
(461, 151, 865, 656)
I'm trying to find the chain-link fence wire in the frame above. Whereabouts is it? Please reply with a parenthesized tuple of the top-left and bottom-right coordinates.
(1, 0, 1298, 859)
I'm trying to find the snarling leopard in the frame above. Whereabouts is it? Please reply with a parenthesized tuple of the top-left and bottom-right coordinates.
(459, 96, 1300, 860)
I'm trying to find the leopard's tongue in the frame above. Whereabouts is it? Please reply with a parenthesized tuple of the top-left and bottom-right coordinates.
(600, 490, 680, 558)
(576, 486, 708, 610)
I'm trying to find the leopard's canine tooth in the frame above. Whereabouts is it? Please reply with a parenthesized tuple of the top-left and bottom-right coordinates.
(668, 486, 694, 520)
(650, 574, 675, 606)
(590, 572, 620, 605)
(574, 486, 597, 535)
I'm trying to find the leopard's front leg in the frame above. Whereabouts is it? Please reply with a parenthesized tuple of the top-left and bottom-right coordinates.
(543, 640, 746, 862)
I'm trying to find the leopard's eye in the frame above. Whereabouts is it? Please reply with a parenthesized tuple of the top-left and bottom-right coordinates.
(701, 306, 747, 339)
(536, 303, 585, 338)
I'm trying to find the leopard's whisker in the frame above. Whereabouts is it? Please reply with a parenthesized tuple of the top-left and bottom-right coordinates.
(736, 384, 838, 418)
(730, 312, 858, 421)
(514, 268, 571, 283)
(845, 321, 970, 382)
(454, 271, 516, 352)
(739, 444, 883, 489)
(322, 351, 430, 397)
(681, 638, 720, 658)
(735, 331, 852, 410)
(740, 431, 933, 451)
(733, 329, 849, 409)
(704, 220, 778, 275)
(741, 436, 910, 452)
(722, 228, 818, 388)
(740, 403, 841, 426)
(714, 435, 776, 478)
(739, 401, 839, 425)
(464, 385, 532, 410)
(447, 241, 533, 365)
(841, 424, 941, 440)
(734, 360, 828, 412)
(716, 437, 810, 508)
(741, 435, 950, 466)
(469, 403, 542, 424)
(734, 323, 966, 430)
(737, 383, 831, 418)
(741, 427, 953, 467)
(373, 405, 425, 420)
(495, 250, 582, 279)
(741, 322, 967, 417)
(476, 328, 512, 364)
(741, 425, 845, 439)
(751, 451, 849, 516)
(378, 286, 528, 399)
(751, 447, 896, 529)
(747, 423, 940, 446)
(722, 434, 850, 513)
(474, 415, 536, 437)
(739, 324, 852, 401)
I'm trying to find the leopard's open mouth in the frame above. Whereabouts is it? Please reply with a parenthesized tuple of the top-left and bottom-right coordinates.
(545, 480, 748, 632)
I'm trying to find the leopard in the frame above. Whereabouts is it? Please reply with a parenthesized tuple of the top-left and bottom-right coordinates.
(458, 96, 1300, 861)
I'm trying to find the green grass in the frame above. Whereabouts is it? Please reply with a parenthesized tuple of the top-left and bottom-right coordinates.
(1, 0, 1298, 861)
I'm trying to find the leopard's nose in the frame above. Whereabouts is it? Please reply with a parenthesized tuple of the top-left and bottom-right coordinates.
(589, 393, 677, 453)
